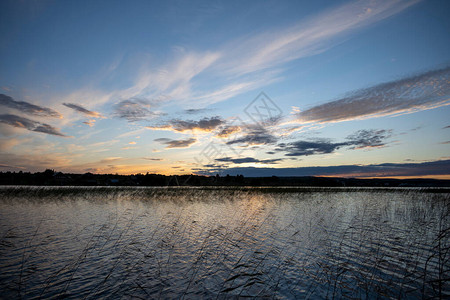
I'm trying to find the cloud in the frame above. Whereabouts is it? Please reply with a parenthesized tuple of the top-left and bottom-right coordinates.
(142, 157, 164, 161)
(215, 125, 241, 138)
(215, 157, 282, 164)
(34, 124, 67, 137)
(0, 152, 73, 172)
(226, 126, 277, 146)
(0, 163, 23, 169)
(409, 125, 423, 132)
(346, 129, 393, 149)
(295, 67, 450, 124)
(183, 108, 211, 114)
(0, 123, 21, 136)
(197, 159, 450, 178)
(114, 98, 164, 121)
(276, 129, 392, 156)
(0, 114, 68, 137)
(83, 120, 96, 127)
(99, 157, 122, 163)
(154, 137, 197, 148)
(215, 118, 283, 148)
(0, 138, 21, 151)
(63, 103, 103, 118)
(148, 116, 224, 133)
(115, 128, 146, 139)
(277, 140, 347, 157)
(0, 94, 62, 118)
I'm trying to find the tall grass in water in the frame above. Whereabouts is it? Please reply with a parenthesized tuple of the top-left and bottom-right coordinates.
(0, 186, 448, 299)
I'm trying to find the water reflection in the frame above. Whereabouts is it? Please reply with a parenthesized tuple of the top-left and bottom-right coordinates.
(0, 187, 448, 299)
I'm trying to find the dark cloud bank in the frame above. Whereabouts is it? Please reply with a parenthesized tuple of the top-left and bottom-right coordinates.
(216, 157, 282, 164)
(199, 159, 450, 178)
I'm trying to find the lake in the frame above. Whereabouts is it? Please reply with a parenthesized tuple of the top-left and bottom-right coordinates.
(0, 186, 448, 299)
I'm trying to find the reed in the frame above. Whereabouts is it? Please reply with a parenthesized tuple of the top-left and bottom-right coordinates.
(0, 186, 448, 299)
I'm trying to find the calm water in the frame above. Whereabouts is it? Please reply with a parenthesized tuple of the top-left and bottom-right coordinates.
(0, 186, 448, 299)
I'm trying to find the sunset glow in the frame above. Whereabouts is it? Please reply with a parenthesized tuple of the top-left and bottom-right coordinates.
(0, 0, 449, 178)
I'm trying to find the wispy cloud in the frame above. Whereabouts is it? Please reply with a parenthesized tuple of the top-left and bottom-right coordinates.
(63, 103, 103, 118)
(84, 0, 420, 110)
(0, 152, 73, 172)
(116, 52, 220, 105)
(99, 157, 122, 163)
(0, 163, 24, 169)
(147, 116, 224, 133)
(0, 138, 21, 151)
(0, 114, 68, 137)
(190, 76, 281, 106)
(0, 94, 62, 118)
(154, 137, 197, 148)
(217, 0, 420, 76)
(295, 67, 450, 124)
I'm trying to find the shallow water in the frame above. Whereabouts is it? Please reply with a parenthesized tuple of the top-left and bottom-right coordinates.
(0, 186, 448, 299)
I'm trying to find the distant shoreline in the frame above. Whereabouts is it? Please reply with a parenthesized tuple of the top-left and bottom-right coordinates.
(1, 170, 450, 188)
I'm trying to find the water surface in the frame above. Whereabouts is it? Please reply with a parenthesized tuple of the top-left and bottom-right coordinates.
(0, 186, 448, 299)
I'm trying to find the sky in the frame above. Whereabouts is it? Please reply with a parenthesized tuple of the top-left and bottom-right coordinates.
(0, 0, 449, 178)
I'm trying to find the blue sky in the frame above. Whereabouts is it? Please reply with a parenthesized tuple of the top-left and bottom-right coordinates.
(0, 0, 449, 178)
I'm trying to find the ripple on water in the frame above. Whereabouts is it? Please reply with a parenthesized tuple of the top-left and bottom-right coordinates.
(0, 187, 448, 299)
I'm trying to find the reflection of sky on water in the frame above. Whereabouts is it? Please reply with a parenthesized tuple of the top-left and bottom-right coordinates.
(0, 187, 448, 298)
